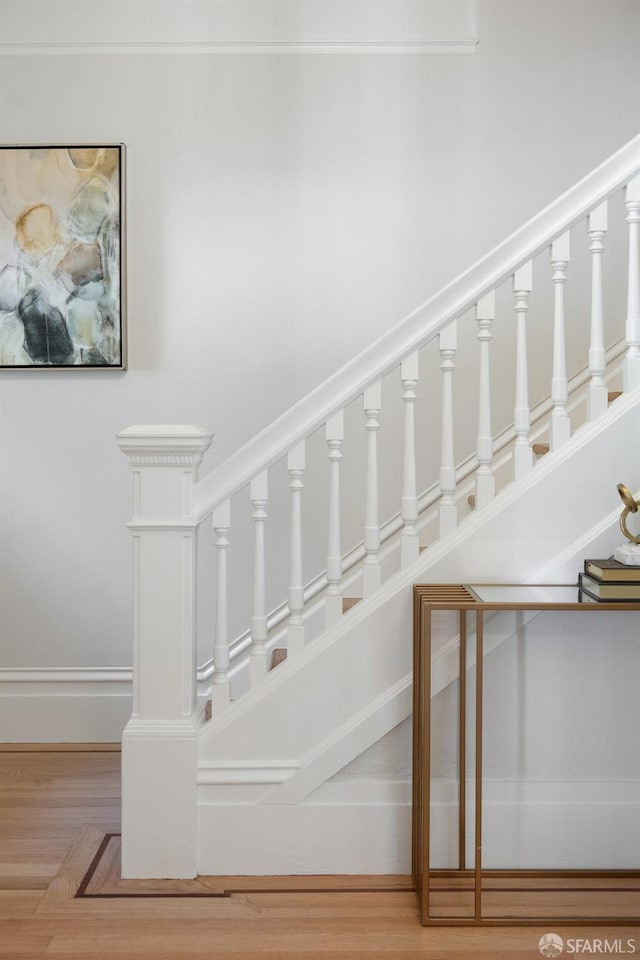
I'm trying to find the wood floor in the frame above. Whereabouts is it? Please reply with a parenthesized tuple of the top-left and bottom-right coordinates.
(1, 745, 638, 959)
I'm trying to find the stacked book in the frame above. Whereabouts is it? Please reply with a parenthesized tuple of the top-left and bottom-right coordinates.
(578, 558, 640, 602)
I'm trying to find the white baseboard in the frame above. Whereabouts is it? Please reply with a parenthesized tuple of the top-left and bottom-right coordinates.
(0, 668, 132, 742)
(197, 779, 640, 875)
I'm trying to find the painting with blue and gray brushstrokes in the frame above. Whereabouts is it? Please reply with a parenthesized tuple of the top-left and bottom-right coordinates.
(0, 146, 123, 368)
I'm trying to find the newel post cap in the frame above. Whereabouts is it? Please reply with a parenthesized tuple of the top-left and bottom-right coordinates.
(117, 424, 213, 468)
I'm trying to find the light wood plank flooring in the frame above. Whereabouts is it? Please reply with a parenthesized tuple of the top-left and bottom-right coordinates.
(1, 746, 638, 958)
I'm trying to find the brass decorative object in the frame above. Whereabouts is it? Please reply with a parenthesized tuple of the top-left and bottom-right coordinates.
(617, 483, 640, 544)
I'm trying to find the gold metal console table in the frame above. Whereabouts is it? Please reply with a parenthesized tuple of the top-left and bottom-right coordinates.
(413, 583, 640, 926)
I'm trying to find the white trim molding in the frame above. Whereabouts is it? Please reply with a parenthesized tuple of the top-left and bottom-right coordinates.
(197, 778, 640, 874)
(0, 666, 131, 688)
(0, 667, 132, 742)
(0, 0, 477, 55)
(0, 41, 478, 56)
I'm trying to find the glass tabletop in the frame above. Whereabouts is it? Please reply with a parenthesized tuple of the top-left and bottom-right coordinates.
(468, 584, 582, 604)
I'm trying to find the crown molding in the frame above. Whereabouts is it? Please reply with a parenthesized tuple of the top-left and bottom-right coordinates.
(0, 40, 477, 55)
(0, 0, 477, 55)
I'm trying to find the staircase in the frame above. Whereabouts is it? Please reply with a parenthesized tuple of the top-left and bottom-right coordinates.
(118, 135, 640, 878)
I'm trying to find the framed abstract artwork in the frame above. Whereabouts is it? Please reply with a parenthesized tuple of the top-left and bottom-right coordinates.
(0, 144, 125, 369)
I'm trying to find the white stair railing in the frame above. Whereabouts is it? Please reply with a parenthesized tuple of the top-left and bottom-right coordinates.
(438, 324, 457, 539)
(474, 291, 495, 510)
(549, 232, 571, 451)
(400, 353, 420, 565)
(119, 134, 640, 774)
(325, 412, 344, 628)
(286, 442, 306, 658)
(211, 499, 231, 712)
(362, 382, 382, 597)
(625, 175, 640, 390)
(249, 471, 269, 685)
(512, 262, 533, 480)
(588, 202, 609, 421)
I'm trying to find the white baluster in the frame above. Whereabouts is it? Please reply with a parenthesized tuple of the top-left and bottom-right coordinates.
(512, 261, 533, 480)
(400, 353, 419, 567)
(325, 411, 344, 628)
(475, 292, 495, 510)
(249, 471, 269, 685)
(363, 382, 382, 597)
(550, 233, 571, 451)
(625, 175, 640, 391)
(287, 442, 306, 657)
(587, 202, 608, 420)
(211, 499, 231, 712)
(439, 322, 458, 538)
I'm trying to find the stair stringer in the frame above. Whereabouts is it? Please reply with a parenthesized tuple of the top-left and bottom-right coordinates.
(197, 392, 640, 874)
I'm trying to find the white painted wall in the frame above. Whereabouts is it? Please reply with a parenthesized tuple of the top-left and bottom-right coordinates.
(0, 0, 639, 728)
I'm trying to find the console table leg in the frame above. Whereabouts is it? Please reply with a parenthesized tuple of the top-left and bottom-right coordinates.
(475, 609, 484, 922)
(459, 610, 467, 872)
(421, 604, 432, 921)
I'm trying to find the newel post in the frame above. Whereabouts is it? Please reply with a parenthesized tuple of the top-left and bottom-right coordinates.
(117, 424, 213, 879)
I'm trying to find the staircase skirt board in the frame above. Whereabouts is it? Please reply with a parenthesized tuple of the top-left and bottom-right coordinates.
(197, 780, 640, 875)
